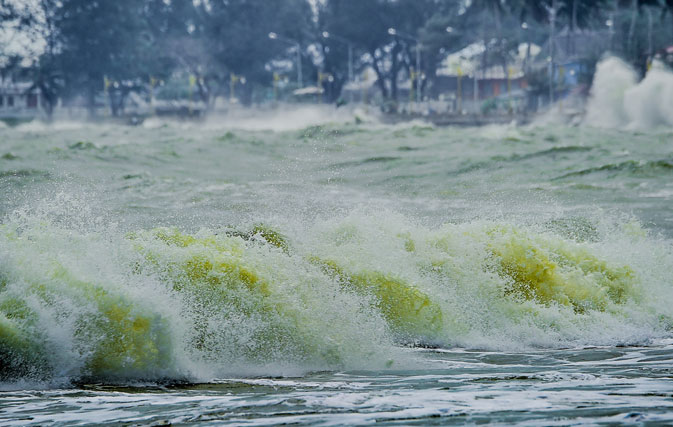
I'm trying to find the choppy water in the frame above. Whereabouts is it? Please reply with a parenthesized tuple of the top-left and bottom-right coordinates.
(1, 114, 673, 424)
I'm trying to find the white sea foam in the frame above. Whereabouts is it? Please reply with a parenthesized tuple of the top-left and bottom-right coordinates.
(205, 104, 378, 131)
(3, 189, 672, 384)
(13, 120, 88, 132)
(139, 104, 380, 132)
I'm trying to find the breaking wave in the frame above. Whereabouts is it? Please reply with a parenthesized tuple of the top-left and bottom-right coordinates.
(585, 57, 673, 129)
(2, 195, 672, 384)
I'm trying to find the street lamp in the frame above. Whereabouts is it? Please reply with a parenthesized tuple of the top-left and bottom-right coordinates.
(388, 27, 422, 106)
(321, 30, 354, 103)
(545, 0, 560, 106)
(606, 16, 615, 51)
(441, 26, 474, 111)
(268, 32, 303, 88)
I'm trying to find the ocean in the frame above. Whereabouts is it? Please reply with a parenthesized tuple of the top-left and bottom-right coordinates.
(1, 109, 673, 424)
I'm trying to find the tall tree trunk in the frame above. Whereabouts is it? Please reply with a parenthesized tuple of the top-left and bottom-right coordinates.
(390, 42, 401, 102)
(109, 92, 118, 117)
(571, 0, 578, 55)
(370, 50, 389, 99)
(240, 83, 253, 107)
(87, 84, 96, 118)
(493, 3, 504, 93)
(196, 80, 210, 108)
(646, 7, 652, 56)
(120, 90, 129, 115)
(45, 102, 54, 121)
(39, 82, 56, 121)
(324, 78, 342, 104)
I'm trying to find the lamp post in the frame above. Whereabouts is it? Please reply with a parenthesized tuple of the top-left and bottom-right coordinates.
(388, 27, 422, 106)
(545, 0, 559, 106)
(321, 31, 353, 103)
(521, 21, 529, 71)
(445, 25, 475, 112)
(269, 32, 303, 88)
(606, 14, 615, 52)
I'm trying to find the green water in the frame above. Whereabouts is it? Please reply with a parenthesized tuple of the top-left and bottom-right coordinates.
(1, 116, 672, 424)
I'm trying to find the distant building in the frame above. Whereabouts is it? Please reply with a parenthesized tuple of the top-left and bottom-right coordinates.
(532, 26, 609, 104)
(0, 79, 44, 118)
(432, 41, 536, 113)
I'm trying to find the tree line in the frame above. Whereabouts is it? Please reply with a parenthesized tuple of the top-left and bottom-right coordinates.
(1, 0, 671, 118)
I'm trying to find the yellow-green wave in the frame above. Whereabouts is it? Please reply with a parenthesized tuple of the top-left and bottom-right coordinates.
(0, 217, 667, 382)
(485, 225, 637, 312)
(310, 257, 443, 341)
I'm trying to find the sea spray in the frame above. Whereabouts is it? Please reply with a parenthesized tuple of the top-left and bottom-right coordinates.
(0, 211, 399, 383)
(200, 104, 378, 132)
(128, 227, 395, 369)
(623, 63, 673, 128)
(0, 219, 182, 382)
(1, 200, 673, 382)
(585, 56, 673, 129)
(300, 211, 673, 349)
(584, 57, 638, 128)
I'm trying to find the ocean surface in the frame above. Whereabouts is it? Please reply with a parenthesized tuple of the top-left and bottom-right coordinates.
(1, 112, 673, 425)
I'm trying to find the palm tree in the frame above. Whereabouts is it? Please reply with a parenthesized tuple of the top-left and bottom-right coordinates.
(621, 0, 664, 53)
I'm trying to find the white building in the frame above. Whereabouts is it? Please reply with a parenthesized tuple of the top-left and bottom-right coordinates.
(0, 79, 43, 118)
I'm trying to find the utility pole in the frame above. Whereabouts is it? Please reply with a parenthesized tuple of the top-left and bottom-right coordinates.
(457, 66, 462, 113)
(296, 46, 303, 89)
(348, 44, 353, 103)
(230, 73, 239, 103)
(547, 0, 558, 106)
(647, 7, 653, 59)
(273, 73, 279, 102)
(607, 13, 615, 51)
(507, 66, 512, 113)
(473, 66, 478, 113)
(416, 44, 421, 106)
(362, 69, 369, 111)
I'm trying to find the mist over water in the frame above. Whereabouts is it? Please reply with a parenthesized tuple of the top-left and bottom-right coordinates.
(142, 105, 376, 132)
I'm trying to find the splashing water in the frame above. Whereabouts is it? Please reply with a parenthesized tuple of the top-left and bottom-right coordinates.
(585, 56, 673, 129)
(624, 64, 673, 128)
(1, 119, 673, 423)
(1, 199, 672, 384)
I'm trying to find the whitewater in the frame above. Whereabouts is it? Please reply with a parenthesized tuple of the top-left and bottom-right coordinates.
(2, 65, 673, 422)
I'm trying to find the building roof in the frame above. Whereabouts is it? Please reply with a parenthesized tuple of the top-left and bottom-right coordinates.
(437, 41, 541, 80)
(0, 79, 37, 95)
